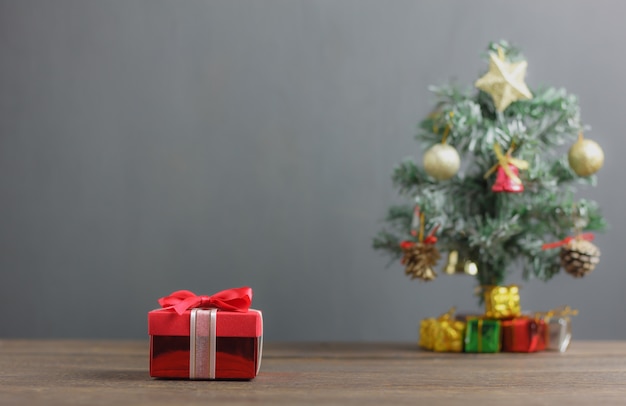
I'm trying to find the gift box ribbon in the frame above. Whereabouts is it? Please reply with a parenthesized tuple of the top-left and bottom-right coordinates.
(526, 320, 541, 352)
(534, 305, 579, 322)
(158, 287, 252, 315)
(189, 308, 217, 379)
(157, 287, 255, 379)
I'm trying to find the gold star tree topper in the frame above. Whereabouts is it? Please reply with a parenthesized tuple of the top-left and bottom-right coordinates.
(475, 49, 533, 112)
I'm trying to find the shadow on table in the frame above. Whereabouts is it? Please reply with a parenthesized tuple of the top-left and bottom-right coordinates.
(78, 369, 150, 382)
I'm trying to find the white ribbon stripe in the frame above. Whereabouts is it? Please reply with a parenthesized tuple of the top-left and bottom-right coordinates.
(189, 308, 217, 379)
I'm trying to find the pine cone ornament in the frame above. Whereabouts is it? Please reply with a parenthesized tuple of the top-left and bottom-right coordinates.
(401, 242, 441, 281)
(560, 239, 601, 278)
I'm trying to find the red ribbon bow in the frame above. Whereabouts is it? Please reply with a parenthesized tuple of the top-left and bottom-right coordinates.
(541, 233, 594, 250)
(400, 224, 439, 250)
(158, 287, 253, 315)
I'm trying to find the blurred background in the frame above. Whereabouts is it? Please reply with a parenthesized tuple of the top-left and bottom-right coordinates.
(0, 0, 623, 340)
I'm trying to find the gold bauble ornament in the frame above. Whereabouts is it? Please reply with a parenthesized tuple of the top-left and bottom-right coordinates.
(475, 50, 533, 112)
(568, 135, 604, 177)
(423, 143, 460, 180)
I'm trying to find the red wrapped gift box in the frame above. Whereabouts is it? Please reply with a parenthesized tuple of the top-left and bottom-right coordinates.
(501, 317, 546, 353)
(148, 287, 263, 380)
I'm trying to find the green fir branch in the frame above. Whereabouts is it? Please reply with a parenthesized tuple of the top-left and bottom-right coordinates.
(391, 160, 434, 195)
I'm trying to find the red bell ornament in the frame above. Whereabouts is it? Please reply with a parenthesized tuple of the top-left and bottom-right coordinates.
(492, 163, 523, 193)
(484, 143, 528, 194)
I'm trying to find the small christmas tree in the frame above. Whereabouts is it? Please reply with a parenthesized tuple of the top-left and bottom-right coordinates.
(374, 41, 607, 290)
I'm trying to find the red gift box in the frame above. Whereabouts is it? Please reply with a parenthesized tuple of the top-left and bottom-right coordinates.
(501, 317, 546, 353)
(148, 287, 263, 380)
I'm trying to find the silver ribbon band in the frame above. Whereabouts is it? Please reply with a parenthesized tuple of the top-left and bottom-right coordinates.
(189, 308, 217, 379)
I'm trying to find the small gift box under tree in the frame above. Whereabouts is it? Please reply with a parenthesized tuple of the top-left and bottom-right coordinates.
(501, 317, 547, 353)
(464, 319, 501, 353)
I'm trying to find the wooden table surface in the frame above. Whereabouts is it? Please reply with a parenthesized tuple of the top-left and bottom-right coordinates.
(1, 340, 626, 405)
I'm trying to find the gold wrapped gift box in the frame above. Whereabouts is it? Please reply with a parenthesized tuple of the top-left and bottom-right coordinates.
(419, 308, 465, 352)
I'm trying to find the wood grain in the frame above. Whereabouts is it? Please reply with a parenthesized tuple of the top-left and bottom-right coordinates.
(1, 340, 626, 405)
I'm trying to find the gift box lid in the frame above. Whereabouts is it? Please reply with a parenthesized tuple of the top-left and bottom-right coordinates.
(148, 308, 263, 337)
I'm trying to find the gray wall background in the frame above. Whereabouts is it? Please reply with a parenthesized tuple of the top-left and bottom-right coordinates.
(0, 0, 624, 340)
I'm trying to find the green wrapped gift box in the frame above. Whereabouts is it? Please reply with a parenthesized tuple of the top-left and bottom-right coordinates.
(464, 319, 501, 353)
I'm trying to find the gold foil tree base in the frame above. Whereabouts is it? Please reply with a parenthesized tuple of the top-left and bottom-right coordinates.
(483, 285, 521, 319)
